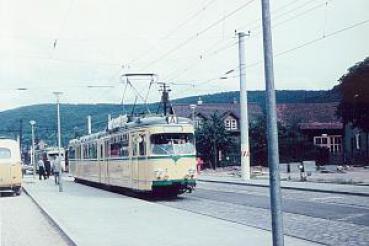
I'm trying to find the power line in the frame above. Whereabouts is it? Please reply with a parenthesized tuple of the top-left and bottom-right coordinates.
(166, 0, 328, 85)
(173, 16, 369, 95)
(129, 0, 218, 66)
(140, 0, 257, 71)
(106, 0, 218, 85)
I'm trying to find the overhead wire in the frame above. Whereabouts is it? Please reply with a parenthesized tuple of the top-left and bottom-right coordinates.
(166, 0, 327, 86)
(140, 0, 257, 71)
(106, 0, 218, 84)
(187, 16, 369, 90)
(129, 0, 218, 66)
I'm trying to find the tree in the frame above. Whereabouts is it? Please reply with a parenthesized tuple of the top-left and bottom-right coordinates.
(195, 113, 234, 169)
(337, 57, 369, 131)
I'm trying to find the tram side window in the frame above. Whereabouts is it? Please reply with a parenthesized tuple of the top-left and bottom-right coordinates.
(76, 146, 81, 159)
(83, 145, 88, 159)
(89, 144, 97, 159)
(68, 147, 76, 159)
(139, 136, 145, 156)
(132, 134, 145, 156)
(109, 134, 129, 158)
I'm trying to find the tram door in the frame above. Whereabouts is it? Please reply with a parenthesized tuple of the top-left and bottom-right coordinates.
(97, 140, 104, 183)
(132, 132, 145, 189)
(131, 134, 140, 190)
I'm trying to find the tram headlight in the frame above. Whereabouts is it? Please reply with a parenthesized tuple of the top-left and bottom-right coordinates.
(154, 169, 164, 179)
(188, 168, 196, 177)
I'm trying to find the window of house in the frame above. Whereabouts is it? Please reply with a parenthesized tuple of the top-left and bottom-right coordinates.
(314, 135, 342, 153)
(231, 119, 237, 129)
(225, 119, 231, 129)
(322, 138, 328, 144)
(195, 116, 204, 129)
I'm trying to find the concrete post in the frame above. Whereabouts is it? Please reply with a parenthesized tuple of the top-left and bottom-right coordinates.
(53, 92, 63, 192)
(261, 0, 285, 245)
(238, 32, 251, 181)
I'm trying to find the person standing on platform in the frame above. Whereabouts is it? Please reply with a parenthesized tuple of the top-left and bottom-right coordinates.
(44, 157, 51, 179)
(52, 155, 62, 185)
(37, 159, 46, 180)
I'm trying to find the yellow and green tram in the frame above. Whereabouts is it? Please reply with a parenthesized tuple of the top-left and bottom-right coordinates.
(68, 116, 197, 195)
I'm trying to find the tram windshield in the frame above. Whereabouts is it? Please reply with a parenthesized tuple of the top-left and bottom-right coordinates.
(150, 133, 195, 155)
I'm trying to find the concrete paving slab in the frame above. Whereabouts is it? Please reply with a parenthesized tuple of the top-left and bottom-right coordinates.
(22, 176, 319, 246)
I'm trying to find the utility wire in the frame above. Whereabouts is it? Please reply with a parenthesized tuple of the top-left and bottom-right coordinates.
(107, 0, 218, 84)
(140, 0, 257, 71)
(129, 0, 218, 66)
(171, 0, 333, 86)
(174, 16, 369, 95)
(167, 0, 328, 84)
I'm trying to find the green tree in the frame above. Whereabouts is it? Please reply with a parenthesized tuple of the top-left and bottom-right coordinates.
(195, 113, 234, 169)
(337, 57, 369, 131)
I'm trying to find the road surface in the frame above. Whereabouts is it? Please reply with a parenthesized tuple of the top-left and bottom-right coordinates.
(157, 181, 369, 246)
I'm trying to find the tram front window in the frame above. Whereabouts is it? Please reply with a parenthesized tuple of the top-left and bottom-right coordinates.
(150, 133, 195, 155)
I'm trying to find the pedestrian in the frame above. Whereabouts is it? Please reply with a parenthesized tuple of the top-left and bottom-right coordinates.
(52, 155, 62, 185)
(37, 159, 46, 180)
(44, 158, 51, 179)
(196, 157, 204, 174)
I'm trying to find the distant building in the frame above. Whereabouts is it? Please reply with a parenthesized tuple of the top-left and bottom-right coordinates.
(174, 101, 343, 166)
(299, 122, 343, 164)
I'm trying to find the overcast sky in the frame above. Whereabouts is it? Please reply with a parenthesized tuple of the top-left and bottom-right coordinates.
(0, 0, 368, 111)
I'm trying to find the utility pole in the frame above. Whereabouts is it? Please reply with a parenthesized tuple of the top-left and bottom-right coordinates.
(29, 120, 36, 180)
(261, 0, 285, 245)
(19, 119, 23, 153)
(238, 32, 251, 181)
(53, 91, 64, 192)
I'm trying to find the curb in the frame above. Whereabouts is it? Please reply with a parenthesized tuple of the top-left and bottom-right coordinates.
(198, 179, 369, 197)
(22, 186, 77, 246)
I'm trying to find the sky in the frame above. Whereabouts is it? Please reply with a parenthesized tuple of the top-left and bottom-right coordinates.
(0, 0, 368, 111)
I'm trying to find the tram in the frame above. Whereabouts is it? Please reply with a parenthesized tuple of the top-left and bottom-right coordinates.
(68, 115, 197, 195)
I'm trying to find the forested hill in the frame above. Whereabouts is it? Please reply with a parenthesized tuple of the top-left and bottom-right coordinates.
(172, 90, 340, 105)
(0, 89, 340, 147)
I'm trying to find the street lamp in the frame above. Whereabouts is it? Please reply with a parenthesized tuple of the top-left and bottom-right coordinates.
(29, 120, 36, 179)
(53, 91, 63, 192)
(189, 104, 197, 128)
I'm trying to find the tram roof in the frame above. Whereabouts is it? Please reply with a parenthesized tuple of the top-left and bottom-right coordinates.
(69, 116, 193, 144)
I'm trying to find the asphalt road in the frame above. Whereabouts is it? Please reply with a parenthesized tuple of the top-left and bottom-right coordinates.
(0, 192, 72, 246)
(157, 181, 369, 246)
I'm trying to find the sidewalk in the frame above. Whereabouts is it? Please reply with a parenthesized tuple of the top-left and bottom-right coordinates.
(22, 176, 319, 246)
(198, 175, 369, 197)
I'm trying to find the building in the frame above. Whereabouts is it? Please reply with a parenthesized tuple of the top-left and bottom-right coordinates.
(174, 101, 343, 166)
(299, 122, 343, 164)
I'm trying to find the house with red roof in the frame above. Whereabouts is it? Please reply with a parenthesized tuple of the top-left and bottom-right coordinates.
(174, 100, 343, 165)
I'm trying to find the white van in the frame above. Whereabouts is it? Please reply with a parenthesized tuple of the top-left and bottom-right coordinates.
(0, 139, 22, 195)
